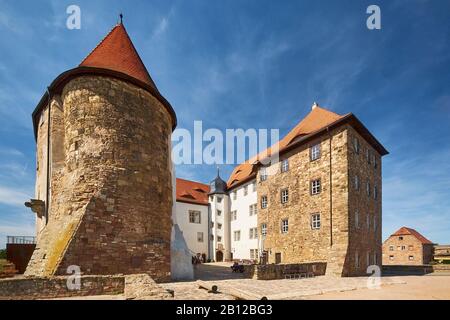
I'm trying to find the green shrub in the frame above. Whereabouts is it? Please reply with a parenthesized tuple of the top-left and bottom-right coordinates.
(0, 249, 6, 260)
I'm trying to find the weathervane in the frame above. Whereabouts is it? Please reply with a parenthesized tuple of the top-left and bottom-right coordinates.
(119, 13, 123, 24)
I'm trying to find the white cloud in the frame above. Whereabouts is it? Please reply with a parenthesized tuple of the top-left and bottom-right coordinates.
(0, 186, 31, 207)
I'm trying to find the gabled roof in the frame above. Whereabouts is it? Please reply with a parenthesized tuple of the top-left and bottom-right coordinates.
(79, 23, 157, 90)
(176, 178, 210, 206)
(227, 104, 389, 189)
(391, 227, 434, 244)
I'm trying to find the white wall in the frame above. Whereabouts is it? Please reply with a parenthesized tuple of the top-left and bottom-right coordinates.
(229, 180, 259, 260)
(175, 201, 209, 257)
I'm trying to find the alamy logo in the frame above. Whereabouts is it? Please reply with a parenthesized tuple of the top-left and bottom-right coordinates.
(66, 265, 81, 290)
(366, 5, 381, 30)
(66, 5, 81, 30)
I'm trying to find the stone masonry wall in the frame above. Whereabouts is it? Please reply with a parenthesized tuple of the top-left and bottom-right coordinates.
(244, 262, 327, 280)
(257, 126, 350, 274)
(346, 126, 382, 276)
(25, 76, 173, 282)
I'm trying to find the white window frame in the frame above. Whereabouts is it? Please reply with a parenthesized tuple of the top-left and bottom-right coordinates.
(281, 189, 289, 204)
(260, 167, 268, 182)
(261, 195, 268, 209)
(230, 210, 237, 221)
(281, 219, 289, 234)
(353, 137, 360, 154)
(261, 223, 267, 237)
(354, 175, 360, 190)
(389, 245, 394, 251)
(197, 232, 204, 242)
(311, 213, 321, 230)
(311, 179, 321, 195)
(189, 210, 201, 224)
(310, 143, 321, 161)
(281, 159, 289, 173)
(234, 231, 241, 242)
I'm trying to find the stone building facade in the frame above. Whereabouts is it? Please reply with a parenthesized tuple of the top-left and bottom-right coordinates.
(382, 227, 434, 265)
(25, 22, 176, 282)
(174, 104, 387, 276)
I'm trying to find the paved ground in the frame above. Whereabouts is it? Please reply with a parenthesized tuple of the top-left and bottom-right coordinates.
(54, 263, 450, 300)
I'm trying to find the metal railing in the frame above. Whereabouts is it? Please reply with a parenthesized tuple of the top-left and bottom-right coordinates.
(6, 236, 36, 244)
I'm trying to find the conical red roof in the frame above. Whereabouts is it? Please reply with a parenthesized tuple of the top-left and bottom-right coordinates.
(80, 23, 157, 90)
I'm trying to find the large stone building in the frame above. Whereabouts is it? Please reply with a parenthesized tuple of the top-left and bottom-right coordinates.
(25, 21, 176, 282)
(382, 227, 434, 265)
(176, 104, 388, 276)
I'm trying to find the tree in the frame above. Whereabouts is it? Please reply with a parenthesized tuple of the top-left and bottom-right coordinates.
(0, 249, 6, 260)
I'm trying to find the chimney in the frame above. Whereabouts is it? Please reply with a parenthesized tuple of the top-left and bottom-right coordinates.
(312, 102, 319, 110)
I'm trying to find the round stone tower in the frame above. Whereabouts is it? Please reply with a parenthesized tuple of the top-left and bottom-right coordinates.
(25, 21, 176, 282)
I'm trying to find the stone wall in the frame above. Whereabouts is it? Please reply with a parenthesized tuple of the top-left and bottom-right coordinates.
(346, 126, 383, 276)
(244, 262, 327, 280)
(257, 126, 349, 273)
(26, 75, 173, 282)
(0, 275, 124, 300)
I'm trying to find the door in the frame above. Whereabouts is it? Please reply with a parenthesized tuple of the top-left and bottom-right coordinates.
(216, 250, 223, 262)
(275, 253, 282, 264)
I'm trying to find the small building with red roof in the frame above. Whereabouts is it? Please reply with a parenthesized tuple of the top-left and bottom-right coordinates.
(382, 227, 435, 265)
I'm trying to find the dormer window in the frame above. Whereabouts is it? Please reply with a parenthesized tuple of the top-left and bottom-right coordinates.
(260, 167, 268, 182)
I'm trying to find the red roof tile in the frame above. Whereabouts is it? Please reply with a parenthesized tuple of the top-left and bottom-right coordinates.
(227, 106, 347, 188)
(80, 23, 157, 90)
(176, 178, 210, 206)
(392, 227, 434, 244)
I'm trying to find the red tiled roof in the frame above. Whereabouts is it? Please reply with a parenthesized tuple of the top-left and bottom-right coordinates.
(176, 178, 210, 206)
(392, 227, 434, 244)
(227, 106, 347, 188)
(79, 23, 157, 90)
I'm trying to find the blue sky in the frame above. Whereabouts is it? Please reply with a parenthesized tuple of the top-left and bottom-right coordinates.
(0, 0, 449, 249)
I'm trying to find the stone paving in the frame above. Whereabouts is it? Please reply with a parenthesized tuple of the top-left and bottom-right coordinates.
(160, 262, 406, 300)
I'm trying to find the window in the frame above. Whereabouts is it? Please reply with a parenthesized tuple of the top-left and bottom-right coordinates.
(401, 246, 406, 250)
(230, 211, 237, 221)
(366, 148, 371, 164)
(399, 236, 403, 240)
(355, 211, 359, 228)
(311, 213, 321, 229)
(366, 213, 370, 229)
(367, 252, 370, 266)
(252, 181, 256, 192)
(261, 223, 267, 237)
(250, 249, 259, 260)
(310, 143, 321, 161)
(373, 216, 377, 231)
(355, 251, 360, 268)
(210, 235, 214, 241)
(244, 185, 248, 196)
(217, 236, 222, 242)
(397, 246, 401, 251)
(389, 245, 394, 251)
(311, 179, 321, 195)
(374, 156, 378, 169)
(281, 219, 289, 234)
(234, 231, 241, 241)
(217, 223, 222, 230)
(389, 255, 394, 261)
(249, 204, 257, 216)
(189, 210, 201, 224)
(217, 196, 223, 203)
(197, 232, 204, 242)
(354, 175, 360, 190)
(217, 210, 222, 216)
(366, 181, 371, 197)
(210, 222, 214, 228)
(233, 191, 237, 200)
(371, 153, 376, 167)
(261, 195, 268, 209)
(281, 189, 289, 204)
(249, 228, 258, 239)
(373, 253, 378, 265)
(374, 186, 378, 200)
(408, 245, 413, 251)
(281, 159, 289, 172)
(409, 255, 414, 261)
(260, 167, 268, 182)
(353, 137, 360, 154)
(209, 196, 214, 202)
